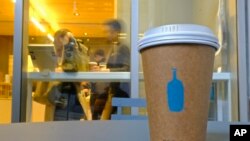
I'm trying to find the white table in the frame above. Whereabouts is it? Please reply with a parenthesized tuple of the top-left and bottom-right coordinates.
(0, 121, 232, 141)
(27, 72, 231, 122)
(27, 72, 131, 121)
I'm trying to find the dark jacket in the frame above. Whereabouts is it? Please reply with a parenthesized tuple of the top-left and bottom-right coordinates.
(107, 43, 130, 98)
(107, 43, 130, 72)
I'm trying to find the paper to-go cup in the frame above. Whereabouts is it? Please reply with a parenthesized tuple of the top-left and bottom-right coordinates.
(99, 62, 107, 70)
(89, 62, 98, 71)
(139, 24, 219, 141)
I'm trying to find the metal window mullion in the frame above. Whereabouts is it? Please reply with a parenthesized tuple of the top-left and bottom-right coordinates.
(246, 0, 250, 121)
(12, 0, 29, 122)
(130, 0, 139, 115)
(12, 0, 24, 123)
(237, 0, 249, 122)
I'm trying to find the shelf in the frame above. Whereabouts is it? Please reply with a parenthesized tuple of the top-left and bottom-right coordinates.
(27, 72, 231, 82)
(211, 72, 231, 81)
(139, 72, 231, 81)
(27, 72, 131, 82)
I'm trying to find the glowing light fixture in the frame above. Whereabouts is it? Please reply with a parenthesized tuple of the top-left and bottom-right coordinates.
(73, 0, 80, 16)
(31, 17, 46, 33)
(217, 67, 222, 73)
(47, 33, 54, 42)
(12, 0, 16, 3)
(74, 12, 80, 16)
(30, 0, 60, 31)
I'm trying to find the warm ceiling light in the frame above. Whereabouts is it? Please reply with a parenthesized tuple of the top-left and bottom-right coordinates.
(31, 17, 46, 33)
(217, 67, 222, 73)
(47, 33, 54, 42)
(73, 12, 80, 16)
(73, 0, 80, 16)
(84, 33, 88, 36)
(12, 0, 16, 3)
(30, 0, 60, 31)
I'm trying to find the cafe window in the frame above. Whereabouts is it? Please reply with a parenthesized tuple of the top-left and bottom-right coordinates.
(22, 0, 132, 122)
(0, 0, 15, 124)
(11, 0, 247, 123)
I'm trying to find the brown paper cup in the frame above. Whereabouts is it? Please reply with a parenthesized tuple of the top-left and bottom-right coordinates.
(99, 63, 107, 70)
(141, 44, 215, 141)
(139, 24, 219, 141)
(89, 62, 97, 71)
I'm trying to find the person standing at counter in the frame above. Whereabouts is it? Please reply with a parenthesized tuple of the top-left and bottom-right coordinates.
(104, 19, 130, 99)
(92, 20, 130, 73)
(105, 20, 130, 73)
(92, 19, 130, 119)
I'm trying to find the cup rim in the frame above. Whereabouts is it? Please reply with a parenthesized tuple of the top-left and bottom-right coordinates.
(138, 24, 219, 52)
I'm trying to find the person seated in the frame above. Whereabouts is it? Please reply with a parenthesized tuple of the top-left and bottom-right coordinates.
(33, 29, 92, 121)
(90, 49, 109, 119)
(94, 49, 106, 65)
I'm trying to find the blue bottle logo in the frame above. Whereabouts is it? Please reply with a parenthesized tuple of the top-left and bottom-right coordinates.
(167, 68, 184, 112)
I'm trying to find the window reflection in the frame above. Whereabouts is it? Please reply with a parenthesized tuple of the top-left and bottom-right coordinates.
(28, 0, 131, 122)
(139, 0, 237, 121)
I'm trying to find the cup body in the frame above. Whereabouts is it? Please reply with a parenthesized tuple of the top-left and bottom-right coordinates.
(139, 24, 219, 141)
(89, 62, 98, 71)
(99, 63, 107, 70)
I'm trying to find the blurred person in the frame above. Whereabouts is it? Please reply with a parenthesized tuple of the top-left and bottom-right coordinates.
(53, 29, 89, 72)
(54, 29, 92, 120)
(104, 19, 130, 72)
(90, 49, 109, 119)
(34, 29, 92, 121)
(104, 19, 130, 98)
(93, 19, 130, 119)
(93, 49, 106, 65)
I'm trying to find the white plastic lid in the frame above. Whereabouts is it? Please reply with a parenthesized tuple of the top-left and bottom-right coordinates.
(138, 24, 219, 51)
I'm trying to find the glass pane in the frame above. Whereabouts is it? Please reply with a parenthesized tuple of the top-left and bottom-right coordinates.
(25, 0, 131, 122)
(0, 0, 15, 124)
(139, 0, 238, 121)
